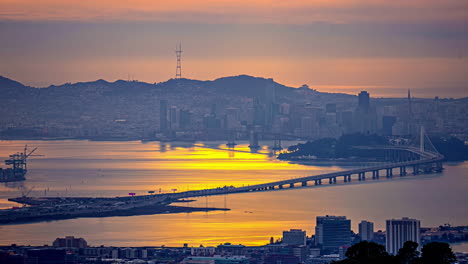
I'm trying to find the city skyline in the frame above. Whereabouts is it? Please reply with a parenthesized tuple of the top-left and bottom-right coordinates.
(1, 1, 467, 263)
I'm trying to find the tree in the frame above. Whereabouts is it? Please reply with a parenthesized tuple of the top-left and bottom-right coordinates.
(420, 242, 456, 264)
(332, 241, 396, 264)
(397, 241, 419, 264)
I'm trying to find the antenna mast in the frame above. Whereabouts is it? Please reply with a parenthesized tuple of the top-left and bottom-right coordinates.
(175, 43, 182, 79)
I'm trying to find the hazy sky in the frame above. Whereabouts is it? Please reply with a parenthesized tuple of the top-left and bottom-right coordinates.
(0, 0, 467, 97)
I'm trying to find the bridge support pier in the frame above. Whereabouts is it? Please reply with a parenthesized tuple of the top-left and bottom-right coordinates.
(435, 162, 443, 172)
(413, 165, 419, 175)
(279, 185, 283, 189)
(302, 181, 307, 187)
(314, 179, 322, 185)
(289, 183, 294, 188)
(344, 175, 351, 182)
(372, 170, 379, 179)
(400, 166, 407, 176)
(386, 168, 393, 177)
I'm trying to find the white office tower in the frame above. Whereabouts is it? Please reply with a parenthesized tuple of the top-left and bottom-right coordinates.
(359, 220, 374, 241)
(386, 217, 421, 255)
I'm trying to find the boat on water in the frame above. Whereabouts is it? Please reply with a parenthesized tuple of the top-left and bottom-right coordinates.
(0, 145, 38, 182)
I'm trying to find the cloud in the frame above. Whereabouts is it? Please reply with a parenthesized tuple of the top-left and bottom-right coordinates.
(1, 0, 467, 24)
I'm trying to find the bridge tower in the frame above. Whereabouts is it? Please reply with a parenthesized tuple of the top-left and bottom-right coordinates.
(248, 130, 260, 150)
(226, 130, 237, 148)
(272, 135, 282, 151)
(420, 126, 425, 153)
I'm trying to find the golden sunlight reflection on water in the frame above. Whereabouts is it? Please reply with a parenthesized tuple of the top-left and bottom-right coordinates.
(0, 140, 467, 247)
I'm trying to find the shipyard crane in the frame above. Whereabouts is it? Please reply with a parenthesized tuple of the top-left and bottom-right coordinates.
(5, 145, 39, 171)
(21, 186, 35, 198)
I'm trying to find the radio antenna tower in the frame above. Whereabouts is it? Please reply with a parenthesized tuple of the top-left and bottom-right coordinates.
(175, 43, 182, 79)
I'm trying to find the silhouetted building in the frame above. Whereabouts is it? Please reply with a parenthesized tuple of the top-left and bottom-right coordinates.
(181, 256, 249, 264)
(26, 249, 74, 264)
(0, 251, 24, 264)
(315, 215, 351, 253)
(354, 91, 377, 134)
(326, 103, 337, 113)
(386, 217, 421, 255)
(160, 99, 168, 131)
(169, 106, 178, 129)
(53, 236, 87, 248)
(282, 229, 306, 246)
(264, 254, 299, 264)
(216, 243, 246, 256)
(358, 91, 370, 112)
(179, 109, 192, 129)
(252, 97, 266, 126)
(359, 220, 374, 241)
(382, 116, 397, 135)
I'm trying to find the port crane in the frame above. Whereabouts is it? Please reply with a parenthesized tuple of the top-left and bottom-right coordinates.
(4, 145, 39, 171)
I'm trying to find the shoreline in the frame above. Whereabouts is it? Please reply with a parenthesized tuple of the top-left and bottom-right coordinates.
(0, 204, 229, 225)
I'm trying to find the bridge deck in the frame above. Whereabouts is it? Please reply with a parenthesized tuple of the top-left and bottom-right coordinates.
(155, 146, 444, 199)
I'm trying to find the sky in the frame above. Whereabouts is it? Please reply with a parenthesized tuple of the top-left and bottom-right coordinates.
(0, 0, 467, 97)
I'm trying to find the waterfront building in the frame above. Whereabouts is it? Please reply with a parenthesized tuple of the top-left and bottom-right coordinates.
(359, 220, 374, 241)
(282, 229, 306, 246)
(315, 215, 351, 253)
(386, 217, 421, 255)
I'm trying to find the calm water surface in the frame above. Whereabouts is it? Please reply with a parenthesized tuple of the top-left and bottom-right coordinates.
(0, 140, 467, 248)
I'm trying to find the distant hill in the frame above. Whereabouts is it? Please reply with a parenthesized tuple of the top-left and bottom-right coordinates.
(207, 75, 294, 97)
(0, 74, 359, 103)
(0, 76, 27, 90)
(0, 75, 31, 98)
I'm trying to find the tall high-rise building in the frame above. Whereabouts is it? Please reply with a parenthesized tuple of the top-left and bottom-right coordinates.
(159, 100, 168, 131)
(315, 215, 351, 253)
(169, 106, 178, 129)
(179, 109, 191, 129)
(386, 217, 421, 255)
(358, 91, 370, 112)
(358, 220, 374, 241)
(282, 229, 306, 246)
(354, 91, 377, 134)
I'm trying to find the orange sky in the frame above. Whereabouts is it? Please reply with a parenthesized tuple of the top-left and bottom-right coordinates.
(1, 0, 467, 24)
(0, 0, 467, 97)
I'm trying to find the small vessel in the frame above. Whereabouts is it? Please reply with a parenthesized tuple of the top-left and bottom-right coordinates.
(0, 145, 38, 182)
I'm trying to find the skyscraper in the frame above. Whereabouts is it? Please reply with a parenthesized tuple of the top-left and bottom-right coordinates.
(358, 220, 374, 241)
(282, 229, 306, 246)
(315, 215, 351, 253)
(358, 91, 370, 112)
(354, 91, 377, 134)
(386, 217, 421, 255)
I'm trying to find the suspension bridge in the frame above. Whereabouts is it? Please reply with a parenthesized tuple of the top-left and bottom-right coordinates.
(154, 127, 444, 200)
